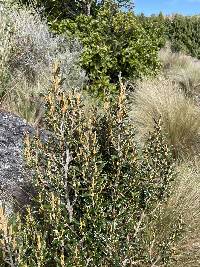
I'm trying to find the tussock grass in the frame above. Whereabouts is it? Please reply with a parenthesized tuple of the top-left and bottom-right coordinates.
(171, 161, 200, 266)
(131, 77, 200, 158)
(172, 161, 200, 232)
(130, 72, 200, 264)
(159, 45, 200, 101)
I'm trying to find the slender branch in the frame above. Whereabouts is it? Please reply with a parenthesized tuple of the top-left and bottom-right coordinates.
(63, 148, 73, 222)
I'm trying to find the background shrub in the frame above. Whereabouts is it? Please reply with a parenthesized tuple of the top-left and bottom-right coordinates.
(166, 15, 200, 59)
(137, 12, 166, 49)
(0, 1, 85, 124)
(141, 13, 200, 60)
(19, 0, 135, 20)
(138, 13, 200, 60)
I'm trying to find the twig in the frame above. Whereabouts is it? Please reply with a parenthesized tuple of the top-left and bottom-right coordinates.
(63, 148, 73, 222)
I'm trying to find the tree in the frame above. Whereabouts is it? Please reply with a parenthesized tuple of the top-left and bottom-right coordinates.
(20, 0, 134, 20)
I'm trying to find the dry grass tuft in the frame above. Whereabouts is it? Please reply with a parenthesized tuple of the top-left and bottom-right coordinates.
(171, 160, 200, 232)
(170, 160, 200, 266)
(131, 77, 200, 158)
(159, 45, 200, 101)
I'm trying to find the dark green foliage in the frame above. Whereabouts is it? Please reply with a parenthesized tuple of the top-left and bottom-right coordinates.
(18, 1, 161, 95)
(20, 0, 89, 20)
(166, 15, 200, 59)
(138, 13, 200, 59)
(141, 13, 200, 60)
(20, 0, 134, 21)
(137, 12, 166, 49)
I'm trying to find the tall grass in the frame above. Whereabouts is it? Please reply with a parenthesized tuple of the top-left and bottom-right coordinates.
(130, 73, 200, 265)
(131, 77, 200, 158)
(159, 45, 200, 101)
(171, 160, 200, 266)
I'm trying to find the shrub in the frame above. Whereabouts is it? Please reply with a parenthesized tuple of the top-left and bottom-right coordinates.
(52, 3, 162, 95)
(143, 13, 200, 60)
(0, 0, 13, 102)
(131, 77, 200, 158)
(138, 13, 200, 61)
(137, 12, 166, 49)
(0, 65, 181, 266)
(0, 1, 85, 123)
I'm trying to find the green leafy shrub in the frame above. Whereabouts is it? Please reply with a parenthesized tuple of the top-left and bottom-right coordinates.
(165, 15, 200, 59)
(0, 65, 183, 266)
(52, 3, 162, 95)
(137, 12, 166, 49)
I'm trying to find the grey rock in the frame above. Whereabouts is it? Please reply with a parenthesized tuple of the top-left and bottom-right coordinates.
(0, 111, 36, 210)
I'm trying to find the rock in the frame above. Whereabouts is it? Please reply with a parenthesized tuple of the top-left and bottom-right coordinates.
(0, 111, 36, 211)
